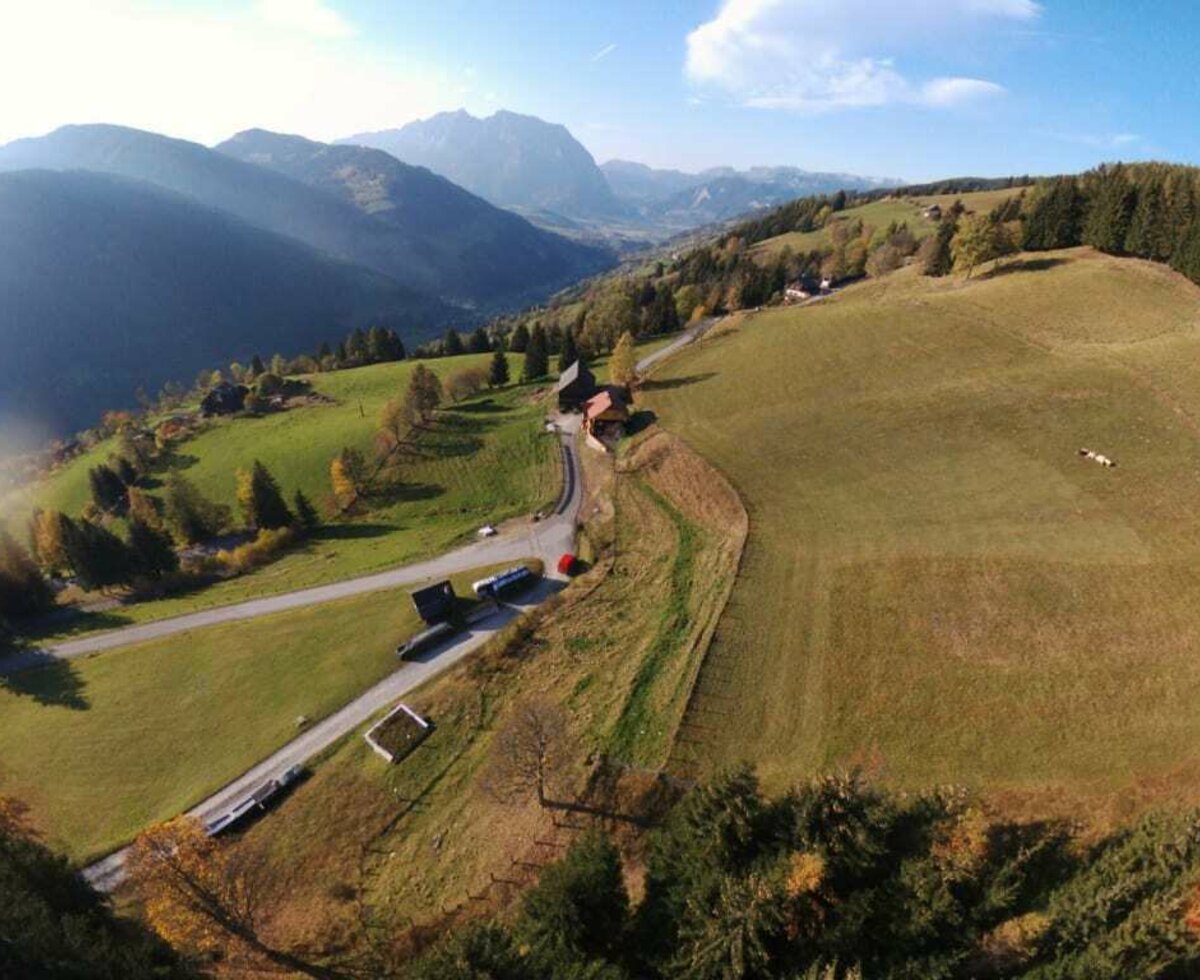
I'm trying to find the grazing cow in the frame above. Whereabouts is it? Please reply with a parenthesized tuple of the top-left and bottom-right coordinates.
(1078, 447, 1116, 468)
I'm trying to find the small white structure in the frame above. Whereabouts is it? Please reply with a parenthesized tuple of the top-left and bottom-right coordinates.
(819, 277, 833, 294)
(477, 523, 498, 538)
(365, 703, 432, 764)
(1078, 447, 1117, 468)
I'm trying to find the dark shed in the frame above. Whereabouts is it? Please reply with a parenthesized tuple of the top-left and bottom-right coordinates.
(410, 580, 456, 624)
(556, 360, 597, 411)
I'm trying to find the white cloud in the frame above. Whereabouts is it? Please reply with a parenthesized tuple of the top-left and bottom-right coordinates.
(255, 0, 355, 39)
(685, 0, 1038, 111)
(0, 1, 470, 146)
(591, 43, 617, 63)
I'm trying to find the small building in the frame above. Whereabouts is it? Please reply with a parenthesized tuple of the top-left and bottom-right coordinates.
(922, 203, 943, 221)
(784, 282, 811, 303)
(200, 382, 248, 417)
(556, 360, 597, 411)
(410, 580, 456, 624)
(819, 277, 834, 294)
(583, 388, 629, 432)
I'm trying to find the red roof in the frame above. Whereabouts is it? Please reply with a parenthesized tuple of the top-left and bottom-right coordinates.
(584, 389, 627, 421)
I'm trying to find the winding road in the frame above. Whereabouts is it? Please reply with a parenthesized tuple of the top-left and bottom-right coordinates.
(66, 325, 712, 892)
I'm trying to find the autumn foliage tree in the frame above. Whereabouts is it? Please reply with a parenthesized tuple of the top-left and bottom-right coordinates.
(609, 330, 638, 390)
(330, 446, 370, 511)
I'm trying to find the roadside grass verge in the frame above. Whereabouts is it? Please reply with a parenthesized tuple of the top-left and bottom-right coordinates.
(0, 563, 518, 864)
(212, 433, 745, 957)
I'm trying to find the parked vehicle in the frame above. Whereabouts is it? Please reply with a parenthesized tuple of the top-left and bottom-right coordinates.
(396, 620, 457, 660)
(477, 523, 498, 537)
(472, 564, 539, 599)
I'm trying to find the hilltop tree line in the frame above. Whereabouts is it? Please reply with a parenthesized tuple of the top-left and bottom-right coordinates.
(407, 769, 1200, 980)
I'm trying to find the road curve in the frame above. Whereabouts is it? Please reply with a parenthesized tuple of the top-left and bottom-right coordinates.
(83, 422, 581, 891)
(81, 322, 718, 892)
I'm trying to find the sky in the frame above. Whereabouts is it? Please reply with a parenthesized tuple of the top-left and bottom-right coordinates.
(1, 0, 1197, 181)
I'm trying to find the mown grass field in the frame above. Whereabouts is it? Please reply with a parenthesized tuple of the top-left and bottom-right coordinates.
(749, 187, 1026, 260)
(641, 248, 1200, 819)
(6, 355, 561, 640)
(0, 564, 515, 864)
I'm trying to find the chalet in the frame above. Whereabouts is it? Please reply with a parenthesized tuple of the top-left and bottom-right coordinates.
(556, 360, 597, 411)
(409, 580, 456, 624)
(200, 382, 248, 417)
(582, 388, 630, 448)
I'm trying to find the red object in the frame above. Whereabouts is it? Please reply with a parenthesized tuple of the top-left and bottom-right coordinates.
(557, 553, 577, 575)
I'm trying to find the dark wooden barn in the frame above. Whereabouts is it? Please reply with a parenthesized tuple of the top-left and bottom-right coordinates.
(556, 360, 597, 411)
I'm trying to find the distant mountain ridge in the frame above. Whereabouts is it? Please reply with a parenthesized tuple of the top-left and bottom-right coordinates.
(0, 169, 446, 443)
(340, 110, 624, 221)
(601, 160, 897, 231)
(0, 124, 612, 310)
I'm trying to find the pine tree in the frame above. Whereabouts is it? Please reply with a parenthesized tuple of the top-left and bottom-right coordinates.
(522, 325, 549, 382)
(387, 330, 406, 361)
(367, 325, 390, 363)
(443, 329, 466, 356)
(63, 519, 134, 592)
(243, 461, 293, 530)
(468, 327, 491, 353)
(557, 328, 579, 374)
(347, 327, 368, 363)
(127, 518, 179, 579)
(1083, 166, 1136, 254)
(162, 474, 229, 545)
(489, 348, 511, 388)
(1021, 176, 1084, 251)
(250, 354, 266, 377)
(1124, 178, 1167, 260)
(88, 464, 127, 514)
(509, 323, 531, 353)
(293, 490, 320, 530)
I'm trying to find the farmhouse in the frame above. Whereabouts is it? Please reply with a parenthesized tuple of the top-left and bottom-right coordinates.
(583, 388, 629, 432)
(556, 360, 597, 411)
(200, 382, 248, 417)
(409, 580, 456, 624)
(784, 282, 811, 303)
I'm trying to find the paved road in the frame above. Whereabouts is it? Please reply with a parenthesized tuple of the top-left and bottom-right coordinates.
(80, 322, 719, 892)
(636, 316, 720, 376)
(83, 421, 582, 891)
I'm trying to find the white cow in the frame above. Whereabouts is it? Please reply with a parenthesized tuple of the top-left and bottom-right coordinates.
(1078, 448, 1117, 468)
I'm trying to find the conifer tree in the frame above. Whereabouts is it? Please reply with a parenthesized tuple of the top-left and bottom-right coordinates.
(293, 490, 320, 530)
(63, 519, 134, 592)
(509, 323, 531, 353)
(250, 354, 266, 377)
(162, 474, 229, 545)
(522, 325, 549, 382)
(1083, 166, 1136, 253)
(468, 327, 491, 353)
(0, 530, 53, 619)
(489, 348, 511, 388)
(557, 328, 579, 374)
(127, 518, 179, 579)
(88, 464, 127, 514)
(240, 461, 293, 530)
(443, 329, 466, 356)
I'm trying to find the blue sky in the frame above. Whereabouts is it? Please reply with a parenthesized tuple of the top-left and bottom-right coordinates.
(3, 0, 1198, 181)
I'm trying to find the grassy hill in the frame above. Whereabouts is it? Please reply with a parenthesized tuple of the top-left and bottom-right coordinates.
(641, 248, 1200, 820)
(6, 355, 557, 637)
(749, 186, 1025, 260)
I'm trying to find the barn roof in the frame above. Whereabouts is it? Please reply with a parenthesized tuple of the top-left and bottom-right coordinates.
(584, 388, 628, 421)
(556, 360, 595, 392)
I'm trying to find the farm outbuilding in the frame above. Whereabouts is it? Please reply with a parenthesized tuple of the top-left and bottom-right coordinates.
(410, 580, 456, 624)
(556, 360, 597, 411)
(583, 389, 629, 430)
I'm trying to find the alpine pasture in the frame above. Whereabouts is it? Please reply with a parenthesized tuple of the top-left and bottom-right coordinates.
(642, 247, 1200, 819)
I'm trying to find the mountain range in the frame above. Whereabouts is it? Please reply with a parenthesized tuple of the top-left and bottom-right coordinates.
(0, 123, 614, 444)
(341, 110, 894, 239)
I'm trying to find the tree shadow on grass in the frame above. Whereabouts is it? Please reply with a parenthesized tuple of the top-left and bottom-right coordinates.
(625, 410, 658, 436)
(18, 607, 133, 643)
(640, 372, 717, 392)
(453, 397, 514, 415)
(368, 482, 445, 508)
(0, 655, 89, 710)
(311, 523, 395, 542)
(985, 257, 1069, 279)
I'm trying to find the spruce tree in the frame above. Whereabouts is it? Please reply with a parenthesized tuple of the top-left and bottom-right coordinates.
(246, 461, 293, 530)
(1124, 178, 1167, 260)
(1083, 166, 1136, 254)
(88, 464, 127, 514)
(489, 348, 511, 388)
(63, 519, 133, 592)
(509, 323, 531, 353)
(468, 327, 491, 353)
(387, 330, 407, 361)
(522, 325, 549, 382)
(250, 354, 266, 377)
(293, 489, 320, 530)
(557, 328, 579, 374)
(127, 518, 179, 579)
(443, 329, 466, 356)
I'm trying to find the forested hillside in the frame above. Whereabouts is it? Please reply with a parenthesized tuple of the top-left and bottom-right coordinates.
(0, 170, 445, 442)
